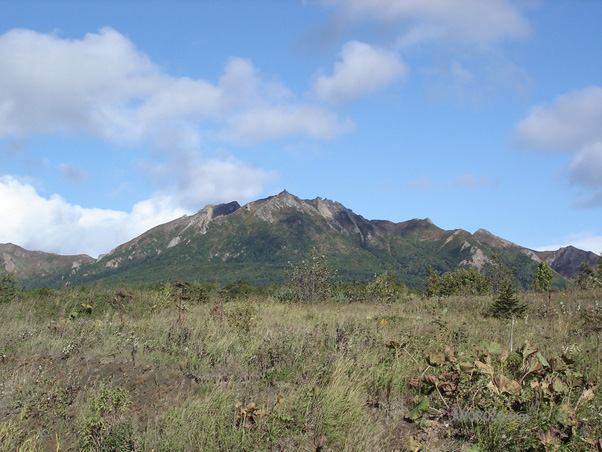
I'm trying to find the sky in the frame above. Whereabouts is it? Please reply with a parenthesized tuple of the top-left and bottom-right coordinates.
(0, 0, 601, 258)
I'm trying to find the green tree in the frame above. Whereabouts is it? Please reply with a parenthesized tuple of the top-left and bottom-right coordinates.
(491, 278, 526, 352)
(0, 269, 18, 304)
(534, 261, 554, 293)
(574, 262, 595, 290)
(287, 248, 334, 302)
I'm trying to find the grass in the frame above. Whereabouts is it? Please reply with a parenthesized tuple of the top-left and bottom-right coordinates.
(0, 286, 600, 451)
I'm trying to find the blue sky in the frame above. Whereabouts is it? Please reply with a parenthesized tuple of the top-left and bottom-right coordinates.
(0, 0, 601, 258)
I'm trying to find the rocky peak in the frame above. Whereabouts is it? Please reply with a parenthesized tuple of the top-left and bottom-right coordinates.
(474, 228, 515, 249)
(212, 201, 240, 218)
(246, 191, 309, 223)
(183, 201, 239, 233)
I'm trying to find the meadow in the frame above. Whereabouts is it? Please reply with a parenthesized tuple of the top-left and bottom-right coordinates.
(0, 283, 601, 451)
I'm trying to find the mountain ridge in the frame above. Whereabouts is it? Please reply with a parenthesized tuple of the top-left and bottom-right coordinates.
(2, 191, 599, 289)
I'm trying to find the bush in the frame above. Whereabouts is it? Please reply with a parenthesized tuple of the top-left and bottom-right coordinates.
(286, 248, 334, 302)
(367, 271, 404, 302)
(426, 267, 490, 297)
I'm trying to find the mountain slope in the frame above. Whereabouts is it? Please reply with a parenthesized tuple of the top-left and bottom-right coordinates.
(0, 243, 93, 286)
(9, 191, 598, 289)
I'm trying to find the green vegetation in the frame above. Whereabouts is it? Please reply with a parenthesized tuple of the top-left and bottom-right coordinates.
(491, 278, 527, 352)
(425, 267, 490, 297)
(286, 248, 335, 302)
(1, 270, 601, 451)
(0, 269, 18, 304)
(534, 261, 554, 293)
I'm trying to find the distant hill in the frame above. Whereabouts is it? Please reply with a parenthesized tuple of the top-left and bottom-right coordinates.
(3, 191, 599, 289)
(0, 243, 93, 285)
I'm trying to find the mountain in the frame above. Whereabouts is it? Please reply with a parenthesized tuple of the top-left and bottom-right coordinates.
(0, 243, 93, 285)
(5, 191, 599, 290)
(535, 246, 599, 278)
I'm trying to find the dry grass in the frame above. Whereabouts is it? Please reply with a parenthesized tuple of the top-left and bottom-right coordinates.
(0, 287, 600, 451)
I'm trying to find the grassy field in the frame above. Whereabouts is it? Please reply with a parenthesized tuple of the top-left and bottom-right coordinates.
(0, 286, 601, 451)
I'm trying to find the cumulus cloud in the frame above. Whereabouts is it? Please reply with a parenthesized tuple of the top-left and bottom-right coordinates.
(0, 175, 188, 257)
(311, 41, 406, 103)
(515, 86, 602, 207)
(0, 27, 349, 147)
(514, 86, 602, 151)
(312, 0, 532, 103)
(0, 27, 347, 249)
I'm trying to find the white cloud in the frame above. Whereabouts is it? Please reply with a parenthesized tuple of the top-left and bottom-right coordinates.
(0, 27, 349, 147)
(515, 86, 602, 206)
(0, 175, 189, 257)
(311, 41, 406, 103)
(141, 153, 274, 211)
(568, 142, 602, 190)
(314, 0, 533, 104)
(322, 0, 530, 48)
(514, 86, 602, 151)
(0, 27, 346, 239)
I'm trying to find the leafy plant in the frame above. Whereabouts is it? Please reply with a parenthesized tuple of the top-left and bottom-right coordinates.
(225, 302, 258, 333)
(79, 385, 133, 452)
(287, 248, 334, 302)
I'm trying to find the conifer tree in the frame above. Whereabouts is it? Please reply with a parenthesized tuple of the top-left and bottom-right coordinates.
(491, 278, 526, 352)
(0, 269, 18, 304)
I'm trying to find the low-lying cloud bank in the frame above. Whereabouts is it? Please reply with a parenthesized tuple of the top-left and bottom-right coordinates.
(0, 176, 188, 257)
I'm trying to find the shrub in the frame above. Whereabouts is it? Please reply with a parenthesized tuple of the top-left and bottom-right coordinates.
(426, 267, 490, 297)
(367, 270, 404, 302)
(287, 248, 334, 302)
